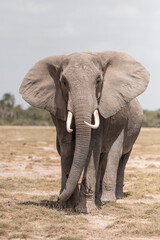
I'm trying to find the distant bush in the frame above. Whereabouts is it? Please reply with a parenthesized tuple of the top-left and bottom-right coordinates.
(0, 93, 53, 126)
(143, 109, 160, 127)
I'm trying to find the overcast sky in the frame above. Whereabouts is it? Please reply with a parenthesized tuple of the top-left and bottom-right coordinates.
(0, 0, 160, 110)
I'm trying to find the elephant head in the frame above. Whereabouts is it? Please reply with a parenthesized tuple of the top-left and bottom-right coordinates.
(19, 51, 149, 202)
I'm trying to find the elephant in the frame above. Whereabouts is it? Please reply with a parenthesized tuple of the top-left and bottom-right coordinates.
(19, 51, 149, 213)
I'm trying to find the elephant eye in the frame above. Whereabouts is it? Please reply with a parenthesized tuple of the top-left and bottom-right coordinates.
(96, 76, 101, 85)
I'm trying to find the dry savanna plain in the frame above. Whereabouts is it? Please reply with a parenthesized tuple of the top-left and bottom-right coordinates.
(0, 126, 160, 240)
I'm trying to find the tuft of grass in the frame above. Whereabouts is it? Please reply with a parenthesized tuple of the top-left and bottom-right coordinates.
(8, 233, 29, 239)
(0, 221, 10, 229)
(0, 229, 7, 236)
(103, 202, 160, 237)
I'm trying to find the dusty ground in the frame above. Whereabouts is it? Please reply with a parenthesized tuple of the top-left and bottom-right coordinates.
(0, 126, 160, 240)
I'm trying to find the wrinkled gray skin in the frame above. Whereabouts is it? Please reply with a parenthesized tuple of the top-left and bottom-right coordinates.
(19, 51, 149, 213)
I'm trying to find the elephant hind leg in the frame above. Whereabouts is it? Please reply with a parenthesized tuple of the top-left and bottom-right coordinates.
(95, 152, 108, 206)
(56, 136, 61, 155)
(116, 149, 132, 199)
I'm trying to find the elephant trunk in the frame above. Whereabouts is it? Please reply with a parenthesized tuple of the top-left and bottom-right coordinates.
(58, 100, 92, 202)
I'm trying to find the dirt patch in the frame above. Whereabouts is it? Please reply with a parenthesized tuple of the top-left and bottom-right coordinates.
(0, 155, 61, 179)
(117, 195, 160, 205)
(86, 214, 115, 229)
(128, 156, 160, 168)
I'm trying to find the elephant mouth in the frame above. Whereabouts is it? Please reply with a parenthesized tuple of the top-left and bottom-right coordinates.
(66, 109, 100, 133)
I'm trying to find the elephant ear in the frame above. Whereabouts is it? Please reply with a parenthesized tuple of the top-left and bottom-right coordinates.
(19, 55, 67, 120)
(97, 51, 150, 118)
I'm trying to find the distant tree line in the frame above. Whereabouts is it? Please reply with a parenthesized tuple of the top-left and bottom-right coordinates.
(0, 93, 53, 125)
(0, 93, 159, 127)
(143, 109, 160, 127)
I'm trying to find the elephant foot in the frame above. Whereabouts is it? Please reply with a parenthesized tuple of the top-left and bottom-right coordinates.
(58, 198, 78, 210)
(76, 199, 97, 214)
(101, 192, 116, 204)
(116, 191, 125, 199)
(58, 187, 79, 210)
(75, 191, 97, 213)
(66, 198, 77, 209)
(95, 195, 102, 206)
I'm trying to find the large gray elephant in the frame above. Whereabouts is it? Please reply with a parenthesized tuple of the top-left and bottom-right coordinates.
(19, 51, 149, 213)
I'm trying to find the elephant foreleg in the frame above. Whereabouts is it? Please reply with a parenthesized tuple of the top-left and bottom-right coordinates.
(95, 152, 108, 206)
(56, 136, 61, 155)
(60, 143, 79, 208)
(76, 150, 100, 213)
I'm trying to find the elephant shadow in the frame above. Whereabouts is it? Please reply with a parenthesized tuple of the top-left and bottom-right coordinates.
(19, 191, 131, 213)
(19, 197, 78, 214)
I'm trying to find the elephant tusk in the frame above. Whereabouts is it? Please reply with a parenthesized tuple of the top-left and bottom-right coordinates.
(84, 109, 100, 129)
(66, 111, 73, 133)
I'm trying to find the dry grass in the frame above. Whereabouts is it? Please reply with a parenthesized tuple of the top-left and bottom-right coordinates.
(0, 126, 160, 240)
